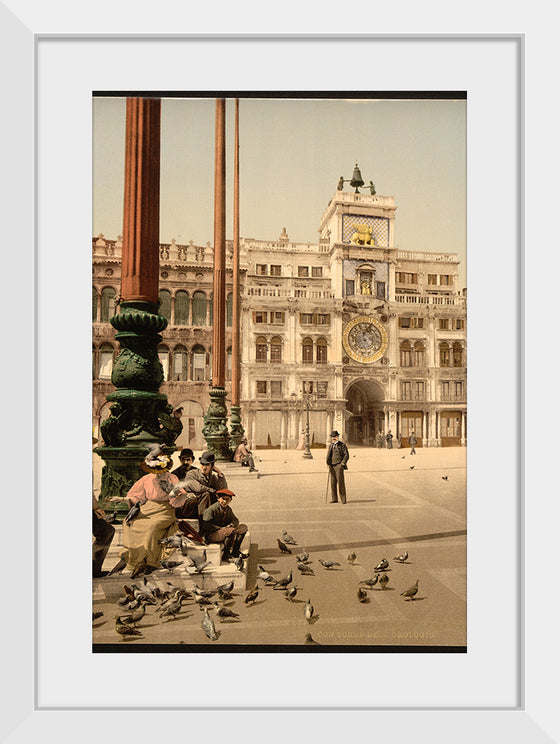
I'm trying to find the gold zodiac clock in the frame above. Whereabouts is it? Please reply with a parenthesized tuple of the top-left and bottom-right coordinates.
(342, 315, 388, 363)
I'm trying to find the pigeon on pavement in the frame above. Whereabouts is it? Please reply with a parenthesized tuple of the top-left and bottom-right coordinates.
(347, 552, 357, 565)
(296, 549, 310, 564)
(213, 603, 239, 621)
(273, 571, 293, 589)
(117, 600, 147, 626)
(401, 579, 420, 600)
(282, 531, 297, 545)
(244, 585, 259, 605)
(161, 559, 183, 573)
(217, 587, 234, 601)
(394, 551, 408, 564)
(193, 594, 214, 608)
(257, 565, 277, 584)
(217, 580, 234, 594)
(277, 539, 292, 554)
(201, 608, 218, 640)
(159, 597, 185, 620)
(185, 551, 211, 574)
(374, 558, 389, 571)
(193, 585, 218, 598)
(357, 587, 368, 603)
(379, 573, 389, 589)
(304, 599, 314, 622)
(115, 617, 142, 640)
(285, 586, 298, 602)
(92, 611, 104, 622)
(409, 466, 415, 470)
(360, 576, 378, 588)
(297, 562, 314, 575)
(442, 475, 449, 480)
(319, 560, 341, 570)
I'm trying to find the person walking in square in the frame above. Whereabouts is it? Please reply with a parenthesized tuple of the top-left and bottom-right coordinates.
(386, 430, 393, 449)
(409, 430, 417, 455)
(326, 430, 349, 504)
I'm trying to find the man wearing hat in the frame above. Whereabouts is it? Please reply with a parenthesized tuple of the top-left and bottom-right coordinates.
(172, 448, 198, 480)
(201, 489, 248, 560)
(326, 430, 350, 504)
(174, 451, 228, 523)
(233, 438, 258, 472)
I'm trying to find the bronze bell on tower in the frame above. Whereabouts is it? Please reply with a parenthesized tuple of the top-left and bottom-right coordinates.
(350, 163, 364, 193)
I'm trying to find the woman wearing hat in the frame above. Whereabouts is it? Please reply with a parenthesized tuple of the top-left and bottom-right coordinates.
(109, 448, 192, 577)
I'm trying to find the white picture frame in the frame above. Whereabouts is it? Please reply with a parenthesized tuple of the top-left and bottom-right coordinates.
(2, 1, 555, 740)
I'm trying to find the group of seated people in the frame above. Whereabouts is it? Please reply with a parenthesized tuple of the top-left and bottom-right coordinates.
(94, 445, 250, 579)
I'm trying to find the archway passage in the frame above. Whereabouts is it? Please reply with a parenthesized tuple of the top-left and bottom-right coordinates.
(345, 379, 385, 446)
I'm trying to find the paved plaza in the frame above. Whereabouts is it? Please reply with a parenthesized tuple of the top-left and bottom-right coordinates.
(92, 445, 466, 650)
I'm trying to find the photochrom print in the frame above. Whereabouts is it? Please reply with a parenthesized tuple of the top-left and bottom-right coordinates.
(91, 94, 467, 652)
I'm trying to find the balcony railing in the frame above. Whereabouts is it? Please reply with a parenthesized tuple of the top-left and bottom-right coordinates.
(395, 294, 466, 307)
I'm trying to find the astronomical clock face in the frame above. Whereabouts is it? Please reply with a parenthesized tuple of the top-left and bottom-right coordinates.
(343, 315, 388, 364)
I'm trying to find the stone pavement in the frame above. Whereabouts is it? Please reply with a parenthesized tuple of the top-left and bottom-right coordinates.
(92, 445, 466, 650)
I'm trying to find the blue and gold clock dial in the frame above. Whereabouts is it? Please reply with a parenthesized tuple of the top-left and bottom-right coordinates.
(343, 315, 388, 363)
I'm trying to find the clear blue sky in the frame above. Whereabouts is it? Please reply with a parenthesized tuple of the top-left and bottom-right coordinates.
(93, 96, 466, 287)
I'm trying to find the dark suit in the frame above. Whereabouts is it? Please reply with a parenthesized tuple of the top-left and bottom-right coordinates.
(326, 439, 349, 503)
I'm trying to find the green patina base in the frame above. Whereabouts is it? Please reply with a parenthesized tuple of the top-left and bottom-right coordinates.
(202, 386, 232, 462)
(94, 300, 182, 516)
(228, 403, 245, 455)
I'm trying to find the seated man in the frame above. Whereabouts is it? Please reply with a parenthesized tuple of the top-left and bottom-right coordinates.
(92, 494, 115, 578)
(201, 488, 248, 560)
(174, 450, 227, 524)
(233, 438, 257, 472)
(172, 447, 197, 480)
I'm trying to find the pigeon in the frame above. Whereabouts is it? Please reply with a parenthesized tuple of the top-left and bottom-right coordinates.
(92, 611, 104, 622)
(409, 466, 415, 470)
(379, 573, 389, 589)
(185, 551, 211, 574)
(442, 475, 449, 481)
(304, 599, 314, 622)
(108, 557, 127, 576)
(285, 586, 298, 602)
(116, 584, 136, 607)
(347, 552, 357, 565)
(194, 594, 215, 608)
(360, 576, 378, 588)
(158, 534, 184, 548)
(296, 562, 314, 576)
(296, 549, 310, 564)
(277, 539, 292, 554)
(304, 633, 321, 645)
(159, 597, 185, 620)
(357, 587, 368, 603)
(213, 603, 239, 621)
(319, 560, 340, 570)
(234, 554, 245, 571)
(273, 571, 293, 589)
(374, 558, 389, 572)
(117, 600, 147, 626)
(115, 617, 142, 640)
(124, 502, 141, 524)
(142, 575, 161, 599)
(217, 580, 234, 594)
(282, 531, 297, 545)
(130, 584, 158, 604)
(401, 579, 419, 600)
(257, 565, 277, 584)
(394, 551, 408, 564)
(217, 586, 234, 601)
(161, 559, 183, 573)
(193, 585, 218, 598)
(401, 456, 405, 459)
(244, 585, 259, 604)
(201, 608, 218, 640)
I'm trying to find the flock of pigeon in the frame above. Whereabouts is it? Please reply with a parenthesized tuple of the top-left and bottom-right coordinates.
(92, 526, 421, 645)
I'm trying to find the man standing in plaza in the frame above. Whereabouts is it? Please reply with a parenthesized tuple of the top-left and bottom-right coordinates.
(326, 430, 349, 504)
(409, 430, 417, 455)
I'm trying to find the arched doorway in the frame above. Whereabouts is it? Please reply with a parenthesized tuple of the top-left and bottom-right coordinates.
(344, 379, 386, 446)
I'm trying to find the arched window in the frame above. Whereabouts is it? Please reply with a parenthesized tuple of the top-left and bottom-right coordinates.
(316, 337, 328, 364)
(226, 292, 233, 327)
(192, 291, 207, 326)
(92, 287, 98, 322)
(100, 287, 116, 323)
(440, 342, 450, 368)
(175, 291, 189, 325)
(99, 343, 114, 379)
(400, 341, 412, 367)
(452, 342, 463, 367)
(302, 337, 314, 364)
(172, 344, 188, 381)
(159, 290, 172, 321)
(413, 341, 425, 367)
(192, 345, 207, 381)
(256, 336, 268, 363)
(158, 344, 170, 381)
(270, 336, 282, 363)
(227, 346, 232, 381)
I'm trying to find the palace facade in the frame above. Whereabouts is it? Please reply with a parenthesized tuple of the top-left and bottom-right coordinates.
(93, 188, 466, 450)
